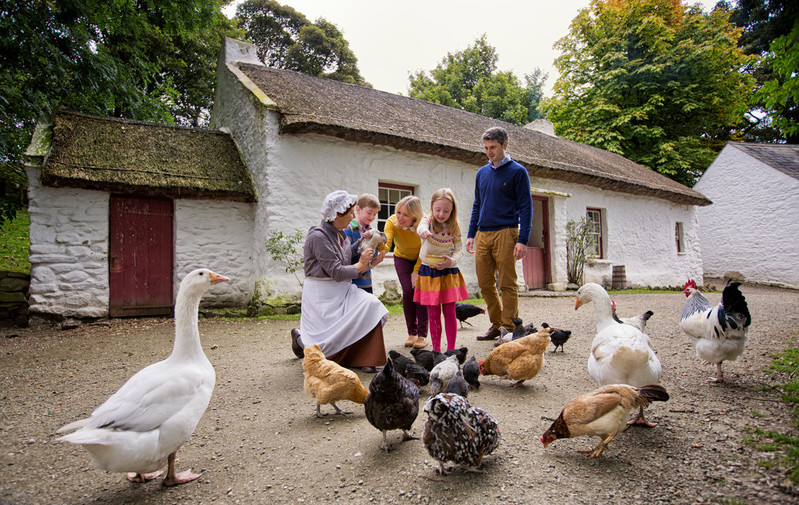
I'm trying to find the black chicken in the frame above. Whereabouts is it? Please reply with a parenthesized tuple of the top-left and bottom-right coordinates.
(455, 303, 486, 328)
(411, 348, 446, 371)
(445, 369, 470, 397)
(541, 322, 572, 353)
(364, 359, 420, 452)
(462, 356, 481, 391)
(388, 350, 431, 386)
(422, 393, 500, 474)
(444, 346, 469, 364)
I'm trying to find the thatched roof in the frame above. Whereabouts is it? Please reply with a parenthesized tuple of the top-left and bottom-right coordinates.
(729, 142, 799, 182)
(237, 63, 710, 206)
(41, 110, 256, 202)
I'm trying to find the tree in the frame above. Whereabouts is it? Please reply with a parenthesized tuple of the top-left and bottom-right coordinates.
(235, 0, 368, 85)
(726, 0, 799, 143)
(545, 0, 754, 186)
(0, 0, 236, 225)
(407, 35, 547, 125)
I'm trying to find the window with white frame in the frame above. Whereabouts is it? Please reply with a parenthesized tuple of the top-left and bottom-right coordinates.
(675, 222, 684, 253)
(586, 208, 604, 259)
(377, 183, 414, 232)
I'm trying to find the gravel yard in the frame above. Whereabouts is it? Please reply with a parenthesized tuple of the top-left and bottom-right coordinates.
(1, 281, 798, 505)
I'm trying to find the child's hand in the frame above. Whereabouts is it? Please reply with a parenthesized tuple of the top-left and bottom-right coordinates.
(418, 229, 431, 240)
(411, 272, 418, 288)
(371, 250, 386, 267)
(362, 229, 373, 239)
(434, 257, 452, 270)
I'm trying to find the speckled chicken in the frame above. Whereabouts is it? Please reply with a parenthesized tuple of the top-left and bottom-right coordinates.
(422, 393, 500, 474)
(429, 355, 460, 395)
(303, 345, 368, 418)
(364, 359, 420, 451)
(479, 327, 552, 387)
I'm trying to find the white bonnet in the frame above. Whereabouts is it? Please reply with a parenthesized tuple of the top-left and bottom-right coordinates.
(321, 190, 357, 222)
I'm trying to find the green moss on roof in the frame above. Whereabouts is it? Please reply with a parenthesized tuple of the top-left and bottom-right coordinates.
(41, 111, 256, 202)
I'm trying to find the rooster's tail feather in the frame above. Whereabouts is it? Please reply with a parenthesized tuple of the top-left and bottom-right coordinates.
(637, 384, 669, 403)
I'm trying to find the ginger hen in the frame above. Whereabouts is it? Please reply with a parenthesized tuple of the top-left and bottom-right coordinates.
(303, 345, 368, 418)
(541, 384, 669, 458)
(478, 327, 552, 387)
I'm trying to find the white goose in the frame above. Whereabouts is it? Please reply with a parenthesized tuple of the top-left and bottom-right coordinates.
(575, 283, 662, 427)
(57, 268, 228, 486)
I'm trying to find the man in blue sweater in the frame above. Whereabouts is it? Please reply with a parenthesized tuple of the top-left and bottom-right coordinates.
(466, 126, 533, 341)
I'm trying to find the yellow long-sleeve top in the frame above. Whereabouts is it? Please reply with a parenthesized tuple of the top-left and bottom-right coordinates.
(383, 214, 422, 273)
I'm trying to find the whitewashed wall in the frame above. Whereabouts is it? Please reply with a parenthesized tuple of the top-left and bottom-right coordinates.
(213, 38, 705, 300)
(538, 177, 703, 289)
(174, 199, 256, 306)
(26, 166, 110, 318)
(694, 146, 799, 289)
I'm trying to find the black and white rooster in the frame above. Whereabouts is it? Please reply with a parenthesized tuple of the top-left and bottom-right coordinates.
(422, 393, 500, 475)
(679, 279, 751, 383)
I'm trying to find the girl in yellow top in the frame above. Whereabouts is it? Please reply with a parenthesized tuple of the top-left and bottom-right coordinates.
(384, 195, 428, 349)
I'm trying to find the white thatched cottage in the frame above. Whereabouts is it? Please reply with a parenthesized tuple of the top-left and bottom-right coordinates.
(694, 143, 799, 289)
(24, 36, 711, 320)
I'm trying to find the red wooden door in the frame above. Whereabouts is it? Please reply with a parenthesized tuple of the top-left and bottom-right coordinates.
(109, 196, 174, 317)
(522, 196, 550, 290)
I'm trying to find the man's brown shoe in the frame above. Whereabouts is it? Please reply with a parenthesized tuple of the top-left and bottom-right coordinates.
(291, 328, 304, 359)
(476, 326, 502, 341)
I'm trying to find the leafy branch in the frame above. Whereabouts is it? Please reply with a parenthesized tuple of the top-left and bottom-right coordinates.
(265, 229, 305, 287)
(565, 218, 593, 286)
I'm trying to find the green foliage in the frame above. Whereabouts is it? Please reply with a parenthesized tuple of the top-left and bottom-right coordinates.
(407, 35, 547, 125)
(235, 0, 368, 85)
(565, 218, 593, 285)
(743, 345, 799, 483)
(264, 229, 305, 286)
(728, 0, 799, 142)
(0, 207, 30, 273)
(546, 0, 754, 186)
(0, 0, 239, 224)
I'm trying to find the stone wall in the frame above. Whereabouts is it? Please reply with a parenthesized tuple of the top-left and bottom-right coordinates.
(0, 271, 29, 327)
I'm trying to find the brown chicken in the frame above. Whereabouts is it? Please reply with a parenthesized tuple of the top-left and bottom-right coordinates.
(541, 384, 669, 458)
(303, 345, 369, 418)
(478, 327, 552, 387)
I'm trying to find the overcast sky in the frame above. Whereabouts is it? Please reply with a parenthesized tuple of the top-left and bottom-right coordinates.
(224, 0, 721, 96)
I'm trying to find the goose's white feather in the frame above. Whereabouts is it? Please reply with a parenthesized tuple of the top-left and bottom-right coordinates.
(577, 283, 662, 387)
(57, 268, 226, 475)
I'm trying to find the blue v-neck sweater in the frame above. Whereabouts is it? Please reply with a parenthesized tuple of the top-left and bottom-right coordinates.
(467, 158, 533, 245)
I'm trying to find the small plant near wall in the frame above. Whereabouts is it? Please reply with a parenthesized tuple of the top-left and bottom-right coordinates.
(566, 218, 593, 286)
(265, 229, 305, 287)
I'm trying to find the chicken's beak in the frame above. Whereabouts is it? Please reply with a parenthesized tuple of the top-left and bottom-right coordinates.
(540, 436, 550, 448)
(209, 272, 230, 285)
(574, 298, 583, 310)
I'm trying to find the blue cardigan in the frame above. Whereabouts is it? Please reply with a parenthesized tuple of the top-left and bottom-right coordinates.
(467, 158, 533, 245)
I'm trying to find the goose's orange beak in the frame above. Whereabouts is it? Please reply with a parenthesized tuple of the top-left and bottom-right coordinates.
(574, 298, 583, 310)
(209, 272, 230, 285)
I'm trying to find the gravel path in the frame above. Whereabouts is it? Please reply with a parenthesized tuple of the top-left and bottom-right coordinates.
(1, 282, 798, 505)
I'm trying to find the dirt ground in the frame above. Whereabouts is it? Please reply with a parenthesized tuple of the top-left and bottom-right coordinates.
(2, 282, 799, 505)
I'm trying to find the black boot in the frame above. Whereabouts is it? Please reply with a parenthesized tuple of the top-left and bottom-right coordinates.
(290, 328, 304, 359)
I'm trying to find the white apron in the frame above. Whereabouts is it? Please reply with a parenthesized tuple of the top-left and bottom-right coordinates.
(300, 277, 389, 357)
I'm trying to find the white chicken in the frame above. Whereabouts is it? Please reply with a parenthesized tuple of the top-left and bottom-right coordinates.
(576, 283, 663, 427)
(679, 279, 751, 383)
(611, 300, 654, 332)
(429, 355, 460, 395)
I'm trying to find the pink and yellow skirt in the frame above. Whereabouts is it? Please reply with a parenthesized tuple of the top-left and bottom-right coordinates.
(413, 265, 468, 306)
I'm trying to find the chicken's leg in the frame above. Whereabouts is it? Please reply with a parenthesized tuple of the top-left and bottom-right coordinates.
(627, 405, 658, 427)
(126, 471, 163, 483)
(577, 433, 618, 458)
(709, 362, 724, 383)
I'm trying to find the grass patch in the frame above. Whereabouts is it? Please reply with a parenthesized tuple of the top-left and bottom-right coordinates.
(0, 208, 30, 273)
(743, 345, 799, 483)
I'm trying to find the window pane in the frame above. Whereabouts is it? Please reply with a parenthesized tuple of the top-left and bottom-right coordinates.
(376, 183, 414, 233)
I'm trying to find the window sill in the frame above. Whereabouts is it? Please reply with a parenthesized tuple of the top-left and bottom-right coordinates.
(586, 259, 611, 266)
